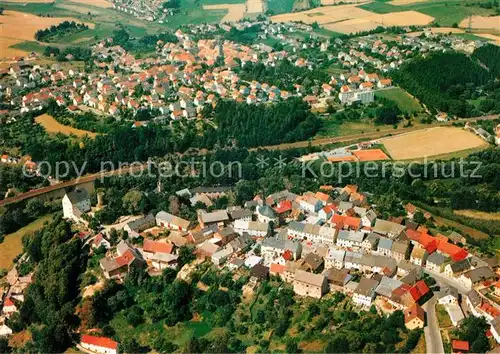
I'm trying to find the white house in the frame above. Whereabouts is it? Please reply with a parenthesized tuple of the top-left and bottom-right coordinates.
(1, 298, 17, 318)
(336, 230, 365, 249)
(353, 278, 379, 307)
(299, 195, 322, 214)
(324, 248, 345, 270)
(80, 335, 119, 354)
(62, 188, 91, 223)
(233, 219, 270, 238)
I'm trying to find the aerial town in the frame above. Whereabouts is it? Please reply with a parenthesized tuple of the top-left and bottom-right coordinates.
(0, 0, 499, 351)
(1, 181, 500, 352)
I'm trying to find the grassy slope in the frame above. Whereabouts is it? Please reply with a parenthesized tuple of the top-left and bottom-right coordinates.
(375, 87, 423, 113)
(0, 214, 54, 270)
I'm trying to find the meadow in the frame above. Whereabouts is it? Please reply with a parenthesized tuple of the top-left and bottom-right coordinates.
(375, 87, 423, 113)
(359, 0, 497, 26)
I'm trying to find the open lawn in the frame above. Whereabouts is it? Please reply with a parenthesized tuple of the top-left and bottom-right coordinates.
(375, 87, 423, 113)
(267, 0, 295, 14)
(0, 214, 54, 270)
(380, 127, 488, 160)
(35, 113, 98, 138)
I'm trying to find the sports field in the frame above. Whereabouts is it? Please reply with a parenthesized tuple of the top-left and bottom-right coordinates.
(35, 114, 98, 138)
(380, 127, 488, 160)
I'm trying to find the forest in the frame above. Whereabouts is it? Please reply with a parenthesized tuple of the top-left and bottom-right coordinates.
(472, 44, 500, 77)
(200, 98, 322, 148)
(35, 21, 89, 42)
(391, 52, 494, 117)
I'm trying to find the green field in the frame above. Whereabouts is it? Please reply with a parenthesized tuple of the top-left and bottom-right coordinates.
(359, 0, 497, 26)
(375, 87, 423, 113)
(267, 0, 296, 15)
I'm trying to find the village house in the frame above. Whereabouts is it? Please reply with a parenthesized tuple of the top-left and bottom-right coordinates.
(324, 248, 345, 270)
(404, 303, 425, 330)
(142, 239, 178, 270)
(288, 222, 337, 245)
(391, 241, 410, 262)
(99, 240, 145, 279)
(353, 277, 380, 307)
(198, 210, 230, 228)
(1, 298, 17, 318)
(80, 335, 119, 354)
(426, 252, 447, 273)
(458, 266, 496, 289)
(377, 237, 393, 257)
(373, 219, 406, 239)
(361, 232, 379, 253)
(256, 205, 279, 224)
(261, 238, 302, 261)
(124, 214, 155, 238)
(293, 269, 328, 299)
(234, 219, 270, 238)
(156, 211, 191, 232)
(62, 188, 91, 223)
(444, 258, 473, 279)
(336, 230, 365, 249)
(410, 247, 428, 267)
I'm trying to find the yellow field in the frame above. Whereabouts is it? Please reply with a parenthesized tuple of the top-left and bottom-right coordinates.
(381, 127, 488, 160)
(459, 16, 500, 30)
(246, 0, 264, 14)
(0, 214, 54, 270)
(271, 5, 434, 34)
(0, 10, 93, 59)
(35, 113, 98, 138)
(67, 0, 114, 8)
(203, 4, 246, 22)
(454, 210, 500, 221)
(476, 33, 500, 45)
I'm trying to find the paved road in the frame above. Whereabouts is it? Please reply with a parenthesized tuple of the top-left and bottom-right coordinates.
(423, 268, 471, 295)
(423, 296, 445, 354)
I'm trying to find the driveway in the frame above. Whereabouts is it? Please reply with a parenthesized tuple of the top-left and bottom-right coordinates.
(423, 296, 445, 354)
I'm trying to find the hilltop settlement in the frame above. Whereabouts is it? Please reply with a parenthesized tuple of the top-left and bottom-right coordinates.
(1, 182, 499, 351)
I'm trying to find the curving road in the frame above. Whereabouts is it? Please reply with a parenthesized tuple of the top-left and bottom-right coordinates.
(423, 296, 445, 354)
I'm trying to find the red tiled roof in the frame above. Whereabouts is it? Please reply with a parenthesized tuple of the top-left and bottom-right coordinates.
(270, 263, 285, 274)
(409, 280, 430, 302)
(437, 241, 468, 262)
(4, 297, 15, 307)
(274, 200, 292, 214)
(404, 303, 425, 323)
(143, 239, 173, 254)
(344, 216, 361, 229)
(452, 340, 469, 352)
(81, 335, 118, 350)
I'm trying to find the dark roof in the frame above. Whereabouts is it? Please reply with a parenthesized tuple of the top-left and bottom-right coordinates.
(250, 264, 269, 279)
(66, 188, 89, 204)
(191, 186, 230, 194)
(302, 253, 324, 271)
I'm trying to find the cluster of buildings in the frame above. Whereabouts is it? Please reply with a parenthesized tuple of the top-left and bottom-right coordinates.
(465, 121, 500, 146)
(59, 181, 500, 339)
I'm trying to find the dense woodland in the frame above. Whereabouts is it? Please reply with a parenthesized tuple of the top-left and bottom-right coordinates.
(35, 21, 89, 42)
(392, 51, 495, 117)
(473, 44, 500, 77)
(200, 98, 322, 148)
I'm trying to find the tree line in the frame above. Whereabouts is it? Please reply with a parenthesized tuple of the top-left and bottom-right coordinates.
(35, 21, 89, 42)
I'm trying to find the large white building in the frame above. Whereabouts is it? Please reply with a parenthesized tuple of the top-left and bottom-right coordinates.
(62, 188, 91, 223)
(233, 219, 270, 238)
(80, 335, 119, 354)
